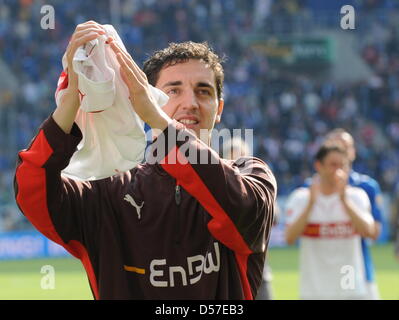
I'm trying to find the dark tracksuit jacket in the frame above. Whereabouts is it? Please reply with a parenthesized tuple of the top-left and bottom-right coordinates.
(14, 115, 277, 300)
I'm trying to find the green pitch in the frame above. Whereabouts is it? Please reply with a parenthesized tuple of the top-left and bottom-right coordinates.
(269, 242, 399, 300)
(0, 256, 92, 300)
(0, 243, 397, 300)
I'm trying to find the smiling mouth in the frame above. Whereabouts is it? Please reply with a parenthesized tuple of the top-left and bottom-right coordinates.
(177, 119, 199, 126)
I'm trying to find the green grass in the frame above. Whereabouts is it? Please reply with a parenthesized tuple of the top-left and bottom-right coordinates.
(0, 243, 397, 300)
(268, 242, 399, 300)
(0, 257, 92, 300)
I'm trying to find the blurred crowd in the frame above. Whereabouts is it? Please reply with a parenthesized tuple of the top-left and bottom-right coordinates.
(1, 0, 399, 231)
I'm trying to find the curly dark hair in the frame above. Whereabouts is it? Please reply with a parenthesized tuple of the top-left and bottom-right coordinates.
(143, 41, 225, 100)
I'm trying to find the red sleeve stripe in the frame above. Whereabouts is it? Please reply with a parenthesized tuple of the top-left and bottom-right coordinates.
(15, 129, 99, 300)
(161, 147, 253, 300)
(16, 130, 65, 243)
(55, 71, 69, 97)
(68, 240, 99, 300)
(235, 252, 252, 300)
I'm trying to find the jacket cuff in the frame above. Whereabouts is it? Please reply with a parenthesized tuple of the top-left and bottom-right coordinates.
(41, 114, 82, 160)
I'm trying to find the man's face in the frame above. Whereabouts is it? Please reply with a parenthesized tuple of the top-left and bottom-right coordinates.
(155, 59, 224, 144)
(315, 151, 350, 184)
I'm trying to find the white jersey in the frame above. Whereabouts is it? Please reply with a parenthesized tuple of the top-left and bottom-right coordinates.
(55, 24, 169, 181)
(285, 187, 372, 300)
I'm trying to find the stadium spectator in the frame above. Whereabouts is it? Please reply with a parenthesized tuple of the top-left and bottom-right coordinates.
(285, 144, 375, 299)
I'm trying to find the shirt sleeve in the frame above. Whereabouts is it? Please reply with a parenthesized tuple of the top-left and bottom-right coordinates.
(150, 120, 277, 255)
(14, 115, 103, 259)
(284, 188, 309, 225)
(348, 187, 372, 218)
(72, 38, 116, 113)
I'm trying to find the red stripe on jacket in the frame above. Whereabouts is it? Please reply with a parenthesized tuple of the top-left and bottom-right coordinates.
(55, 71, 68, 97)
(161, 146, 253, 300)
(15, 129, 99, 299)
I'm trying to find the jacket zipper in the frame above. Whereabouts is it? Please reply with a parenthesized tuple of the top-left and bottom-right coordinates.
(175, 183, 181, 244)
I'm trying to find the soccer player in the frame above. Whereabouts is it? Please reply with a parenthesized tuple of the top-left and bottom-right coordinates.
(285, 144, 375, 300)
(14, 21, 276, 299)
(324, 128, 383, 299)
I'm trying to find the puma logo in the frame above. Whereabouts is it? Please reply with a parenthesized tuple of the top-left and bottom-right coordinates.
(124, 194, 144, 220)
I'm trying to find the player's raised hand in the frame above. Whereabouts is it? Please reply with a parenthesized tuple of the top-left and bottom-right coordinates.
(335, 168, 349, 200)
(309, 174, 320, 205)
(54, 21, 106, 134)
(65, 21, 106, 91)
(108, 37, 170, 131)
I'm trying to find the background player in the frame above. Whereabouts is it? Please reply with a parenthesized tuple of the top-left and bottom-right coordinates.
(324, 128, 384, 299)
(285, 144, 375, 299)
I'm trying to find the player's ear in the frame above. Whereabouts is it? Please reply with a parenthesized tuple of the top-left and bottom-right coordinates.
(215, 99, 224, 124)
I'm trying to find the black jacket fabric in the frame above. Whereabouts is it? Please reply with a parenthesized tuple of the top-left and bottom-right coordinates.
(14, 115, 277, 300)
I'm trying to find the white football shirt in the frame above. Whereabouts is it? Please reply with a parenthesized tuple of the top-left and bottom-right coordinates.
(56, 24, 169, 180)
(285, 187, 372, 300)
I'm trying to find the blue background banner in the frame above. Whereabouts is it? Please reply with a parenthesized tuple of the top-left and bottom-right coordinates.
(0, 231, 70, 260)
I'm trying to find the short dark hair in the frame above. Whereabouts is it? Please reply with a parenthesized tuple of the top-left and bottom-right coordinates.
(315, 144, 347, 163)
(143, 41, 225, 100)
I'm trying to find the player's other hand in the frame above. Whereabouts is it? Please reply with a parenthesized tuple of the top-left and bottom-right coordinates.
(108, 37, 170, 131)
(65, 21, 106, 92)
(335, 168, 349, 200)
(309, 174, 320, 205)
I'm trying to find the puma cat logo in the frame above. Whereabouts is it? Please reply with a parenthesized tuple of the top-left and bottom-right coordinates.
(124, 194, 144, 220)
